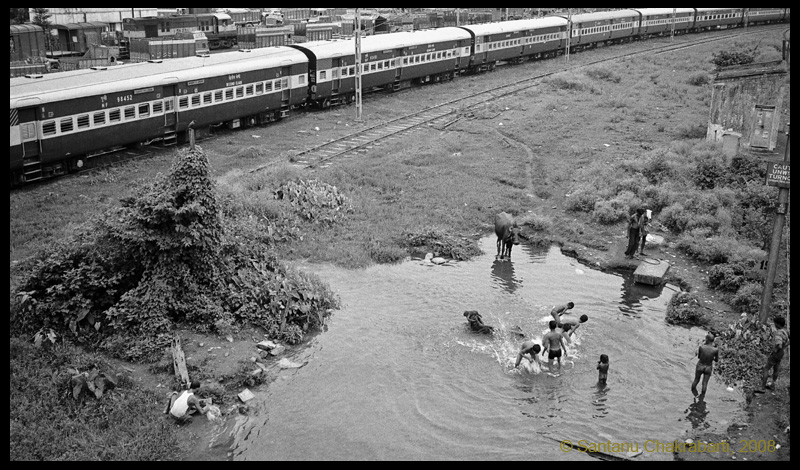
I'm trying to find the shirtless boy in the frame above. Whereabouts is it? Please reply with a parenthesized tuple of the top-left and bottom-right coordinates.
(550, 302, 574, 323)
(515, 340, 542, 370)
(691, 333, 719, 398)
(542, 320, 568, 374)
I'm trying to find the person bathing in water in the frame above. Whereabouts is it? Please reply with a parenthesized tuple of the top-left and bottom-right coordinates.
(597, 354, 609, 384)
(542, 320, 568, 374)
(515, 340, 542, 371)
(550, 302, 574, 324)
(559, 314, 589, 341)
(691, 333, 719, 398)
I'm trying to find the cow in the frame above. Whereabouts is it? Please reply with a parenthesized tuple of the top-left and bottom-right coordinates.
(494, 212, 521, 260)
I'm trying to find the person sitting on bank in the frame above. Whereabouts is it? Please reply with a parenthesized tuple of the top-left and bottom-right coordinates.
(165, 380, 209, 423)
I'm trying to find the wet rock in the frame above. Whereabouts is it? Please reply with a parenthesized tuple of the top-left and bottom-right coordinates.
(278, 358, 306, 369)
(270, 345, 286, 356)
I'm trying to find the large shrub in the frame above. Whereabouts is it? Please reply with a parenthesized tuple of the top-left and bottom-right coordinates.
(665, 291, 707, 327)
(11, 148, 340, 361)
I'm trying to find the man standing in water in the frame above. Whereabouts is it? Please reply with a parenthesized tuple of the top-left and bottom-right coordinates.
(690, 333, 719, 398)
(542, 320, 568, 375)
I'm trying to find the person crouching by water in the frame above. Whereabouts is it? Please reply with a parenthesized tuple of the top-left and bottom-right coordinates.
(515, 340, 542, 372)
(690, 333, 719, 399)
(597, 354, 609, 384)
(165, 380, 209, 423)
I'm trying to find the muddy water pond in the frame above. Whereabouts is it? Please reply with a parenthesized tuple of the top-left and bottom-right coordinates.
(230, 237, 745, 461)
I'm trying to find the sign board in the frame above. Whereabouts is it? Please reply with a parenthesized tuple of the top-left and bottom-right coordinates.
(766, 162, 790, 188)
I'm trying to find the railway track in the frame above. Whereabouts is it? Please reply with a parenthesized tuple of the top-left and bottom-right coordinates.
(251, 24, 784, 172)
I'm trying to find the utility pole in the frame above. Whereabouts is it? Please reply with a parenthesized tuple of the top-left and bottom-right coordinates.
(671, 8, 676, 43)
(744, 9, 749, 32)
(354, 8, 363, 122)
(565, 9, 572, 63)
(759, 123, 790, 323)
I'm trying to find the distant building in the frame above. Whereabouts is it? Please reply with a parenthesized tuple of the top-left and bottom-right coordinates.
(28, 8, 157, 33)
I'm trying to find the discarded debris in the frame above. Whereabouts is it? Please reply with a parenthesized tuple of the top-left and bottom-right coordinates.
(238, 388, 255, 403)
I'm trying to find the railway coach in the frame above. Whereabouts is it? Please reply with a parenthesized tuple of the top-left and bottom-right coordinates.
(458, 17, 568, 72)
(290, 27, 472, 107)
(746, 8, 789, 26)
(10, 47, 308, 184)
(693, 8, 745, 31)
(634, 8, 696, 37)
(553, 10, 642, 52)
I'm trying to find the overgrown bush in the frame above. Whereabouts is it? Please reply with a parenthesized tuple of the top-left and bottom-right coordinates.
(711, 49, 756, 68)
(715, 313, 772, 387)
(584, 66, 621, 83)
(665, 291, 707, 327)
(708, 262, 750, 292)
(10, 148, 341, 360)
(687, 72, 710, 86)
(730, 282, 764, 314)
(274, 179, 353, 225)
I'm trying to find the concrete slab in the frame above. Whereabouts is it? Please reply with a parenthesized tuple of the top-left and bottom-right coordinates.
(633, 258, 670, 285)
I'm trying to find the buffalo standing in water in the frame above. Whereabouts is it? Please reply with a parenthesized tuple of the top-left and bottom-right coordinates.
(494, 212, 521, 260)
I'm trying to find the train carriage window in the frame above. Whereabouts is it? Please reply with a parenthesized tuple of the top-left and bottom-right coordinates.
(236, 87, 244, 98)
(139, 103, 150, 117)
(349, 66, 355, 75)
(377, 61, 383, 70)
(109, 109, 121, 122)
(255, 83, 263, 94)
(403, 57, 409, 65)
(215, 90, 223, 102)
(246, 84, 253, 96)
(77, 114, 90, 129)
(60, 118, 73, 133)
(425, 54, 430, 61)
(265, 81, 273, 92)
(179, 97, 189, 109)
(153, 101, 163, 114)
(124, 106, 136, 120)
(191, 95, 200, 107)
(384, 60, 389, 68)
(42, 121, 56, 136)
(370, 63, 376, 71)
(225, 88, 234, 100)
(275, 80, 281, 90)
(93, 112, 105, 126)
(203, 92, 212, 104)
(20, 122, 35, 140)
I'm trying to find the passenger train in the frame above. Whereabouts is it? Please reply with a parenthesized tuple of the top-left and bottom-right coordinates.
(10, 8, 789, 185)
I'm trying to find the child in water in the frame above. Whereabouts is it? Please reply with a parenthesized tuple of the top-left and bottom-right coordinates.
(597, 354, 609, 384)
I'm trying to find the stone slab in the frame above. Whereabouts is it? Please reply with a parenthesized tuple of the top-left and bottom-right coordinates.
(633, 259, 670, 285)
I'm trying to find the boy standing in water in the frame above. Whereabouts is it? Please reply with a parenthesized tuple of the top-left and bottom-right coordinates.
(597, 354, 609, 384)
(542, 320, 568, 374)
(691, 333, 719, 398)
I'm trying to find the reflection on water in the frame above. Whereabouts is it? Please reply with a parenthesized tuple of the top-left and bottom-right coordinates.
(233, 239, 745, 461)
(685, 398, 711, 430)
(592, 383, 610, 419)
(490, 259, 521, 294)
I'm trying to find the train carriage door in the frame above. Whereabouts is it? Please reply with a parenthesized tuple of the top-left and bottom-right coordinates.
(331, 56, 341, 94)
(394, 47, 403, 80)
(162, 82, 177, 129)
(280, 62, 292, 105)
(16, 108, 40, 159)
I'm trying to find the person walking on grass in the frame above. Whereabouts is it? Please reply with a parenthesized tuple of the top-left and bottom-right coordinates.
(625, 208, 645, 259)
(691, 333, 719, 398)
(757, 316, 789, 393)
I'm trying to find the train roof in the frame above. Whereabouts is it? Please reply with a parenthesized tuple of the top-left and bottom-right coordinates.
(10, 47, 308, 108)
(633, 8, 696, 16)
(553, 9, 640, 23)
(363, 27, 472, 50)
(51, 22, 109, 31)
(292, 27, 472, 59)
(694, 8, 740, 13)
(10, 24, 44, 34)
(459, 17, 568, 35)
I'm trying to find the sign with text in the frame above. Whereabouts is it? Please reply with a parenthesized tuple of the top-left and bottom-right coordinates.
(766, 162, 790, 188)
